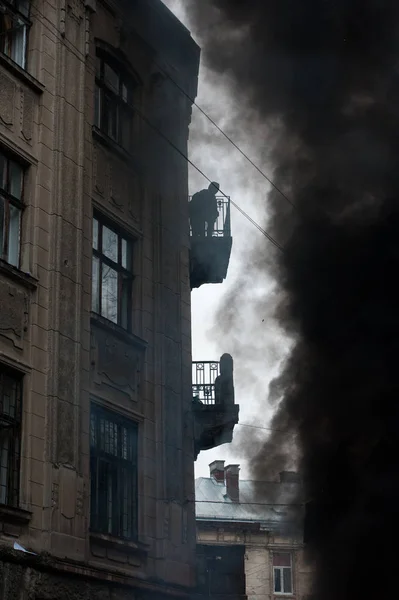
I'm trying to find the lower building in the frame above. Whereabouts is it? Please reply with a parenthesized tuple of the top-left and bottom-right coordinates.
(195, 461, 313, 600)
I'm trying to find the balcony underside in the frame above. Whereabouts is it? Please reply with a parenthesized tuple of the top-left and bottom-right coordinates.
(190, 237, 232, 290)
(193, 403, 239, 459)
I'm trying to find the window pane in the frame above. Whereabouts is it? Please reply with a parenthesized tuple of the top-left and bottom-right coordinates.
(274, 568, 282, 593)
(95, 55, 102, 78)
(120, 276, 130, 330)
(92, 218, 98, 250)
(94, 85, 101, 129)
(0, 154, 6, 190)
(0, 12, 13, 58)
(283, 568, 292, 594)
(101, 264, 118, 323)
(9, 161, 23, 199)
(11, 20, 26, 68)
(0, 197, 4, 257)
(102, 226, 118, 262)
(273, 553, 291, 567)
(120, 107, 132, 151)
(7, 204, 20, 267)
(121, 238, 131, 270)
(105, 94, 118, 141)
(92, 256, 100, 313)
(104, 62, 119, 94)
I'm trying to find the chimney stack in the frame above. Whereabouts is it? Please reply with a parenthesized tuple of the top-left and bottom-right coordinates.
(225, 464, 239, 502)
(209, 460, 225, 483)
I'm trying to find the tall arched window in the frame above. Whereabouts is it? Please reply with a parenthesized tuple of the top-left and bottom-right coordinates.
(94, 49, 137, 152)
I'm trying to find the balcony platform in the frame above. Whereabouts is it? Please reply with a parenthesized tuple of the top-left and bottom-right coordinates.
(192, 355, 239, 458)
(189, 196, 233, 290)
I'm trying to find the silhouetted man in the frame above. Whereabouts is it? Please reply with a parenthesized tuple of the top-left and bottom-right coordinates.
(189, 182, 220, 237)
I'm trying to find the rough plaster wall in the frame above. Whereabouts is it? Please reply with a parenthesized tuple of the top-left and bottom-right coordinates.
(245, 547, 271, 600)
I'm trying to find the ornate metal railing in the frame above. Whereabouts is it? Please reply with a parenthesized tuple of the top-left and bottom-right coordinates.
(188, 196, 231, 238)
(192, 361, 220, 405)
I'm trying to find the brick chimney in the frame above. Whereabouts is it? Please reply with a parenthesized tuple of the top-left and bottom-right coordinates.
(225, 464, 239, 502)
(209, 460, 225, 483)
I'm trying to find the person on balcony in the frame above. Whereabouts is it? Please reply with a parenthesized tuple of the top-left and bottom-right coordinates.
(189, 182, 220, 237)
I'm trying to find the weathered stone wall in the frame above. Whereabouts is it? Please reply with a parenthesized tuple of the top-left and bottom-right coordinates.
(0, 0, 199, 595)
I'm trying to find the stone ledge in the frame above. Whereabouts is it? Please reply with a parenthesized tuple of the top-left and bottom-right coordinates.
(0, 259, 38, 290)
(90, 531, 149, 557)
(0, 504, 32, 525)
(92, 126, 140, 170)
(90, 313, 147, 351)
(0, 53, 45, 94)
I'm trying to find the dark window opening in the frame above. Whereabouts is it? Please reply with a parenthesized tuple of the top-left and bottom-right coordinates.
(91, 213, 134, 331)
(90, 404, 138, 540)
(94, 50, 136, 152)
(0, 149, 24, 268)
(0, 367, 22, 507)
(0, 0, 30, 69)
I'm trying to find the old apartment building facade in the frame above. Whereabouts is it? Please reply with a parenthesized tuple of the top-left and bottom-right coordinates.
(0, 0, 238, 598)
(195, 462, 312, 600)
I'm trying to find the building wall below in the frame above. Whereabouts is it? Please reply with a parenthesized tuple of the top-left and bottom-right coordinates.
(0, 549, 192, 600)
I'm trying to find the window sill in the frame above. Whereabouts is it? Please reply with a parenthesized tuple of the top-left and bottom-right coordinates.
(0, 504, 32, 525)
(90, 313, 147, 352)
(92, 126, 140, 169)
(90, 531, 149, 556)
(0, 53, 44, 95)
(0, 259, 38, 290)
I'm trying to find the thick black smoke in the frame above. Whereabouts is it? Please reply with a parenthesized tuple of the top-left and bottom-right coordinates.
(187, 1, 399, 598)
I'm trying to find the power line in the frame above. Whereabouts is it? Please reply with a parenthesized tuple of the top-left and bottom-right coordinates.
(131, 30, 295, 210)
(29, 4, 284, 251)
(136, 106, 284, 252)
(237, 422, 290, 434)
(195, 500, 303, 506)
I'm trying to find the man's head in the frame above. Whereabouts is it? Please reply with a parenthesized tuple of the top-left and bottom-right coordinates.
(209, 182, 220, 195)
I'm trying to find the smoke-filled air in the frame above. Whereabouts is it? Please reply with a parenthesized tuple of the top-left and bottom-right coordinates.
(187, 1, 399, 598)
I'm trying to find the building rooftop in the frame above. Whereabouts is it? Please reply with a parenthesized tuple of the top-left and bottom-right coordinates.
(195, 468, 303, 532)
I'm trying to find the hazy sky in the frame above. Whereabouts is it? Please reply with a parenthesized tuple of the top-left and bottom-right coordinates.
(161, 0, 288, 479)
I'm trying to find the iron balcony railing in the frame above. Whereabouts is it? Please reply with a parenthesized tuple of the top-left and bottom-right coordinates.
(192, 361, 220, 405)
(189, 196, 231, 238)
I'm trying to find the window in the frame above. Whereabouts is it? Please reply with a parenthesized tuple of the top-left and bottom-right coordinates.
(94, 51, 136, 151)
(0, 367, 22, 507)
(92, 214, 134, 330)
(0, 150, 24, 268)
(273, 553, 293, 595)
(0, 0, 30, 69)
(90, 404, 138, 539)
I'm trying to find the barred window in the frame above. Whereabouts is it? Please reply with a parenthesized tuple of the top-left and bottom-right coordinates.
(273, 553, 293, 595)
(92, 213, 134, 330)
(94, 50, 137, 151)
(0, 0, 30, 69)
(90, 404, 138, 540)
(0, 150, 24, 268)
(0, 367, 22, 507)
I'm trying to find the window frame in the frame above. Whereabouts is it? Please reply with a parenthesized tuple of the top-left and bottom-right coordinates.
(0, 0, 31, 70)
(273, 552, 293, 596)
(91, 212, 134, 331)
(94, 50, 136, 152)
(0, 365, 22, 508)
(0, 149, 24, 269)
(89, 403, 139, 541)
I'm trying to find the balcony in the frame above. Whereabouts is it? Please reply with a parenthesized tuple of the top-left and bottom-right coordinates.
(189, 196, 233, 290)
(192, 354, 239, 459)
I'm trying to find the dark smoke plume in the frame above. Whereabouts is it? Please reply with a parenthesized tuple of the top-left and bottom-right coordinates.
(187, 1, 399, 598)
